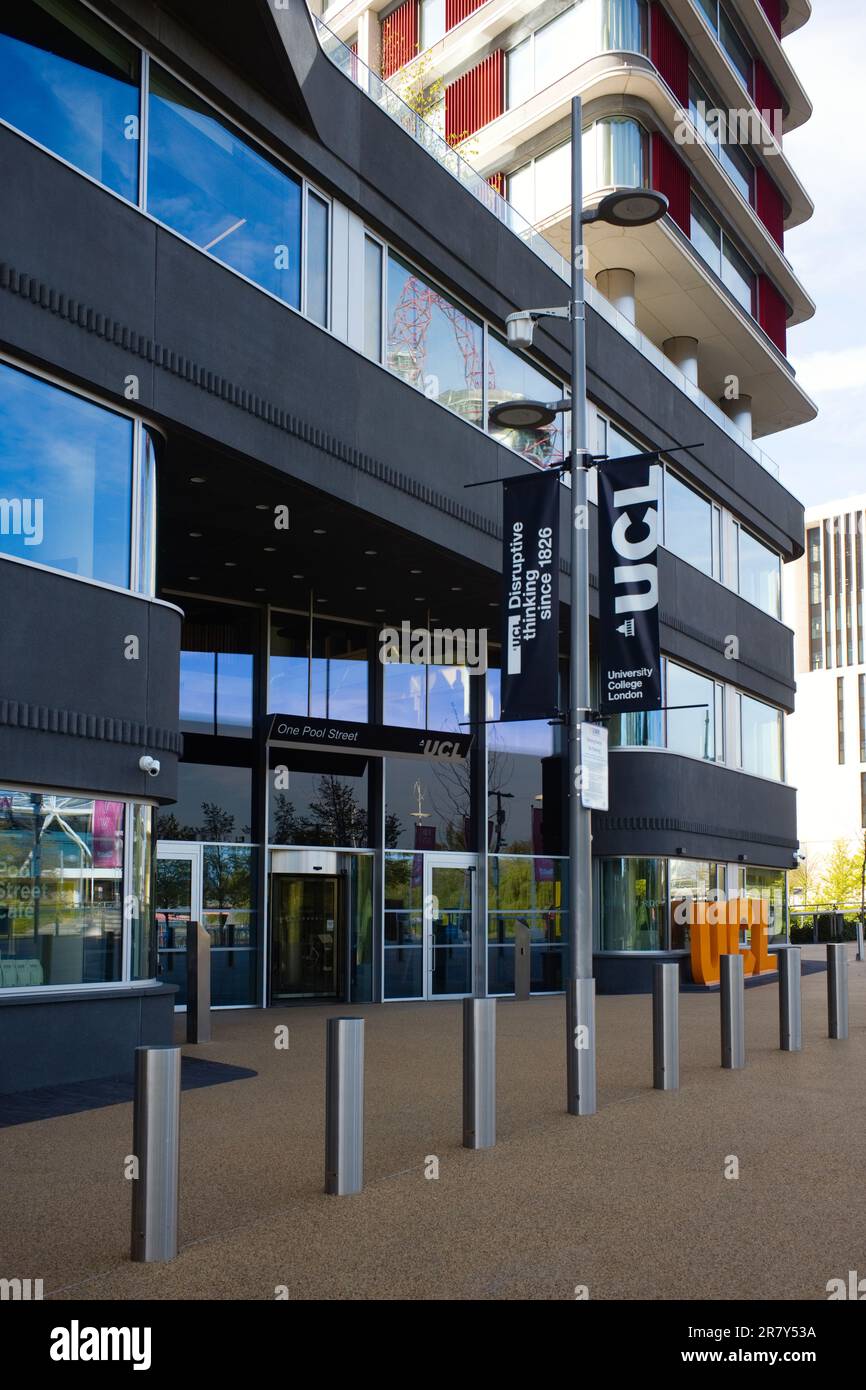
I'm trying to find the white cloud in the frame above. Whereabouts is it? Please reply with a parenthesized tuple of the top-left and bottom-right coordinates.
(791, 346, 866, 393)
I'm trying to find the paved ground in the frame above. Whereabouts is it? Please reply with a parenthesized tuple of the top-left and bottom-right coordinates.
(2, 951, 864, 1301)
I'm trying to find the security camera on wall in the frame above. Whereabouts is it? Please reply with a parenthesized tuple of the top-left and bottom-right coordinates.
(138, 755, 161, 778)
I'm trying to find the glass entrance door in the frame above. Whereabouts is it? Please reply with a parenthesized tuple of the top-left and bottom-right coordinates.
(271, 874, 342, 999)
(424, 854, 475, 998)
(155, 844, 202, 1006)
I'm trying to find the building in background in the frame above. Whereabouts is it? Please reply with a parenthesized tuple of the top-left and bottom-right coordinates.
(785, 496, 866, 899)
(0, 0, 810, 1090)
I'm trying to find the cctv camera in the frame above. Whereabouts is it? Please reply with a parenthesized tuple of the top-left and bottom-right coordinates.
(505, 312, 536, 349)
(139, 755, 161, 778)
(792, 850, 805, 865)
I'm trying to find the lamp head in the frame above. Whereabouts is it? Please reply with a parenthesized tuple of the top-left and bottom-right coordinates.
(505, 311, 536, 348)
(591, 188, 668, 228)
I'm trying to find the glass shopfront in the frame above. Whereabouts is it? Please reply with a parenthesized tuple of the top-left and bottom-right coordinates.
(0, 788, 154, 989)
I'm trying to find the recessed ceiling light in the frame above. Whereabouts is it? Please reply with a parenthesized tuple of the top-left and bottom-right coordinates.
(263, 546, 276, 553)
(292, 573, 304, 580)
(189, 476, 205, 484)
(224, 561, 237, 567)
(317, 597, 328, 602)
(189, 531, 202, 538)
(187, 575, 200, 581)
(375, 608, 385, 613)
(451, 585, 462, 591)
(489, 602, 497, 608)
(364, 549, 377, 556)
(414, 596, 425, 601)
(313, 528, 326, 535)
(355, 585, 366, 591)
(255, 504, 269, 510)
(410, 569, 422, 574)
(254, 587, 266, 593)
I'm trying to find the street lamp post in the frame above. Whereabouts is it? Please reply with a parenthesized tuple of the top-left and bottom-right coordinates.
(490, 95, 667, 1116)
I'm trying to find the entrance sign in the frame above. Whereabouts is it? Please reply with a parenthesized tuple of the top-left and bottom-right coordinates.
(500, 471, 560, 721)
(579, 722, 608, 811)
(266, 715, 473, 761)
(598, 457, 662, 714)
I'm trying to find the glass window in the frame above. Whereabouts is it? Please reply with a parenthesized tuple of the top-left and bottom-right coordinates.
(384, 851, 423, 999)
(533, 141, 571, 222)
(719, 140, 752, 203)
(156, 764, 252, 842)
(599, 856, 667, 950)
(306, 191, 329, 327)
(488, 855, 566, 994)
(696, 0, 718, 28)
(487, 332, 565, 466)
(506, 36, 532, 110)
(597, 117, 646, 189)
(0, 790, 124, 987)
(669, 859, 722, 950)
(602, 0, 647, 52)
(667, 661, 716, 761)
(744, 866, 786, 940)
(0, 360, 133, 586)
(0, 0, 140, 201)
(664, 470, 713, 577)
(203, 843, 257, 1004)
(147, 65, 302, 307)
(507, 161, 534, 222)
(534, 5, 582, 91)
(269, 765, 369, 847)
(364, 237, 383, 361)
(386, 756, 469, 851)
(487, 667, 561, 854)
(129, 804, 155, 980)
(269, 613, 369, 721)
(720, 6, 752, 90)
(690, 195, 721, 276)
(738, 528, 781, 617)
(387, 253, 483, 426)
(721, 236, 755, 313)
(740, 693, 783, 780)
(420, 0, 446, 49)
(179, 601, 256, 737)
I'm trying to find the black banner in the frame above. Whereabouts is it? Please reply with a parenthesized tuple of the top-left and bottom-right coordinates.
(598, 456, 662, 714)
(500, 471, 560, 721)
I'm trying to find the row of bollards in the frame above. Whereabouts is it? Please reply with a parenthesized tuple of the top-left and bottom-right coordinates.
(130, 941, 855, 1260)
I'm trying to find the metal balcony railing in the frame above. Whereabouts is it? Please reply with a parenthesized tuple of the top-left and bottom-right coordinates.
(313, 15, 781, 480)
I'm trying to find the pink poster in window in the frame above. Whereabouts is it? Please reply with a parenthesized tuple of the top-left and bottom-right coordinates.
(93, 801, 124, 868)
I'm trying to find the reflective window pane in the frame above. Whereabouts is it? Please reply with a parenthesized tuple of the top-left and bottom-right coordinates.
(0, 0, 139, 201)
(740, 693, 783, 779)
(690, 195, 721, 276)
(738, 528, 781, 617)
(664, 470, 713, 576)
(364, 237, 383, 361)
(147, 66, 302, 306)
(179, 601, 256, 737)
(666, 661, 715, 760)
(387, 253, 483, 426)
(602, 0, 647, 52)
(720, 7, 752, 89)
(487, 331, 565, 466)
(506, 36, 532, 110)
(269, 765, 369, 848)
(156, 764, 252, 842)
(420, 0, 446, 49)
(0, 360, 133, 586)
(599, 857, 667, 950)
(0, 790, 124, 987)
(306, 191, 329, 327)
(597, 117, 645, 188)
(722, 236, 754, 313)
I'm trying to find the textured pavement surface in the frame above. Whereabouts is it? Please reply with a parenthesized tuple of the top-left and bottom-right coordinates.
(2, 950, 864, 1301)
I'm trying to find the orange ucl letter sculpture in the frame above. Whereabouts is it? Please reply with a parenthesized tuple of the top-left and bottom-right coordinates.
(689, 898, 774, 986)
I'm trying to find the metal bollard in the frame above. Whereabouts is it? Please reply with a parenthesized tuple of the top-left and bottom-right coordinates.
(565, 977, 597, 1116)
(720, 953, 745, 1069)
(777, 947, 802, 1052)
(186, 920, 211, 1044)
(325, 1017, 364, 1195)
(130, 1045, 181, 1262)
(827, 943, 849, 1040)
(652, 961, 679, 1091)
(463, 997, 496, 1148)
(856, 919, 864, 963)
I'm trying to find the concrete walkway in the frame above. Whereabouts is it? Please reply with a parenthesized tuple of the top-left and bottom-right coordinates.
(2, 952, 865, 1301)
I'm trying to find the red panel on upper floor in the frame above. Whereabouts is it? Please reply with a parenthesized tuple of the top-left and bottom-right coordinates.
(754, 58, 784, 143)
(758, 274, 788, 354)
(651, 131, 690, 233)
(755, 164, 785, 248)
(650, 3, 689, 108)
(382, 0, 418, 79)
(758, 0, 783, 40)
(445, 51, 504, 144)
(446, 0, 487, 30)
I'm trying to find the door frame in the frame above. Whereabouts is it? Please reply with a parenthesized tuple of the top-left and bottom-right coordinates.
(423, 852, 476, 1000)
(155, 842, 203, 1011)
(269, 871, 345, 1003)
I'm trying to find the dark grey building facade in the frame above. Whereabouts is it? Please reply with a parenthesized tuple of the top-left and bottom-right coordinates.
(0, 0, 804, 1089)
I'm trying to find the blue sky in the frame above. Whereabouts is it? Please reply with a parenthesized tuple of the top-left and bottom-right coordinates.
(762, 0, 866, 506)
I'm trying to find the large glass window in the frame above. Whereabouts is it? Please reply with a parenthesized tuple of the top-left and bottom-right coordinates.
(487, 332, 565, 467)
(157, 764, 253, 843)
(721, 237, 755, 314)
(420, 0, 446, 50)
(602, 0, 647, 52)
(664, 470, 713, 577)
(740, 693, 783, 780)
(0, 790, 125, 987)
(738, 527, 781, 618)
(0, 0, 140, 201)
(719, 6, 752, 90)
(147, 66, 302, 307)
(305, 191, 329, 327)
(669, 859, 723, 950)
(487, 667, 562, 854)
(743, 865, 786, 940)
(488, 856, 566, 994)
(269, 760, 369, 848)
(179, 601, 256, 738)
(599, 856, 667, 950)
(387, 253, 483, 426)
(0, 360, 133, 586)
(595, 116, 647, 189)
(690, 195, 754, 314)
(364, 236, 383, 361)
(269, 612, 369, 722)
(384, 851, 423, 999)
(689, 73, 752, 203)
(202, 843, 257, 1005)
(666, 661, 716, 760)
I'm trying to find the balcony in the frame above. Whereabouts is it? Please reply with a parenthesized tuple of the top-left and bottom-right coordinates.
(314, 17, 811, 471)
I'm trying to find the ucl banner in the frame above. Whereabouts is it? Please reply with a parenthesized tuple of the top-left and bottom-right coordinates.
(500, 471, 560, 721)
(598, 456, 662, 714)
